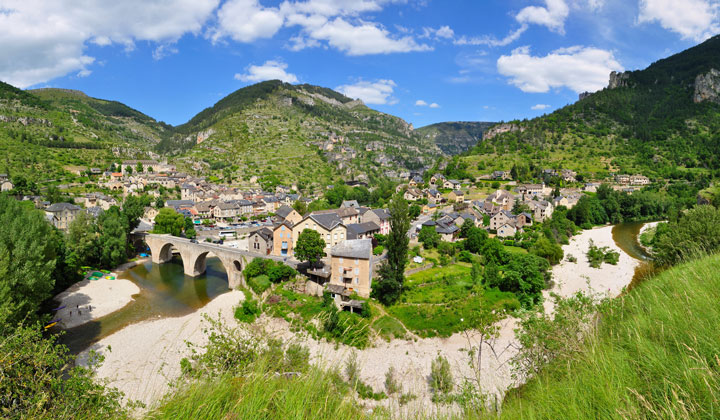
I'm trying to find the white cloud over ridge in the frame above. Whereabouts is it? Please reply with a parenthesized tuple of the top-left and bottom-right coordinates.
(336, 79, 397, 105)
(497, 45, 623, 93)
(0, 0, 220, 88)
(0, 0, 429, 88)
(235, 60, 299, 83)
(638, 0, 719, 41)
(516, 0, 570, 33)
(531, 104, 551, 110)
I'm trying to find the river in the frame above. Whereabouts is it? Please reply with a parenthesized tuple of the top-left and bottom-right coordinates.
(60, 256, 230, 354)
(611, 221, 653, 261)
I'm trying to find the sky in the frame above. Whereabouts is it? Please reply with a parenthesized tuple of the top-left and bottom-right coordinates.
(1, 0, 718, 128)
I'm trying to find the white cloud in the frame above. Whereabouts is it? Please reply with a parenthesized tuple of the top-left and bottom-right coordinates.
(455, 25, 528, 47)
(415, 99, 428, 106)
(211, 0, 431, 55)
(531, 104, 551, 110)
(429, 102, 440, 108)
(0, 0, 219, 88)
(336, 79, 397, 105)
(516, 0, 570, 33)
(298, 17, 431, 55)
(435, 25, 455, 39)
(497, 45, 623, 93)
(235, 60, 299, 83)
(638, 0, 719, 41)
(211, 0, 284, 43)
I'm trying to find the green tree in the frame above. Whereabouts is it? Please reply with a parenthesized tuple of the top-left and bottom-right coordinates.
(292, 200, 308, 216)
(512, 199, 531, 215)
(418, 225, 440, 249)
(408, 204, 422, 219)
(463, 227, 488, 254)
(654, 205, 720, 266)
(530, 236, 564, 265)
(0, 195, 58, 325)
(122, 194, 149, 234)
(153, 207, 185, 236)
(136, 161, 144, 173)
(66, 211, 99, 269)
(97, 207, 128, 268)
(371, 195, 410, 306)
(459, 218, 474, 238)
(294, 229, 326, 267)
(155, 196, 165, 208)
(184, 217, 197, 239)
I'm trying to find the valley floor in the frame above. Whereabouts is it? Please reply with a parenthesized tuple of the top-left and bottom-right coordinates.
(74, 225, 642, 415)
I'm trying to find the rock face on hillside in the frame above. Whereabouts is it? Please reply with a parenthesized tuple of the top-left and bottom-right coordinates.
(609, 71, 631, 89)
(693, 69, 720, 104)
(483, 123, 523, 141)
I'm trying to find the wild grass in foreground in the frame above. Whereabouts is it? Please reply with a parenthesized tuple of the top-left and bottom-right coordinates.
(494, 253, 720, 420)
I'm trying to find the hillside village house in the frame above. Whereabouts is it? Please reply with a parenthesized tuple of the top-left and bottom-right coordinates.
(273, 221, 294, 257)
(0, 174, 13, 192)
(630, 174, 651, 185)
(45, 202, 82, 230)
(404, 188, 423, 202)
(449, 190, 465, 203)
(346, 222, 380, 240)
(492, 170, 511, 180)
(517, 184, 545, 200)
(426, 188, 442, 203)
(443, 179, 462, 190)
(287, 212, 348, 255)
(527, 200, 554, 222)
(120, 160, 162, 175)
(213, 202, 240, 219)
(485, 189, 516, 212)
(143, 206, 159, 222)
(430, 173, 446, 186)
(497, 223, 518, 238)
(361, 208, 390, 235)
(490, 210, 514, 230)
(275, 205, 303, 225)
(328, 239, 373, 299)
(248, 228, 273, 255)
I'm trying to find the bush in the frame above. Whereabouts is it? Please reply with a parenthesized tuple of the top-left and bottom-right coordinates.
(430, 354, 454, 395)
(235, 297, 261, 323)
(384, 366, 401, 394)
(373, 245, 384, 255)
(458, 250, 473, 263)
(248, 275, 271, 294)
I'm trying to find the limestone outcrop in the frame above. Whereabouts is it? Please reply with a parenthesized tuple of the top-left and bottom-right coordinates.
(693, 68, 720, 104)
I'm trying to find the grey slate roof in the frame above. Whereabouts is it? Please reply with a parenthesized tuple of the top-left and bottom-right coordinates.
(346, 222, 380, 236)
(46, 202, 81, 212)
(331, 239, 373, 259)
(308, 212, 343, 230)
(275, 204, 294, 219)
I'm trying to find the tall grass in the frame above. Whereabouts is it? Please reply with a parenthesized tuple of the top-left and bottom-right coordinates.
(148, 362, 382, 420)
(493, 253, 720, 420)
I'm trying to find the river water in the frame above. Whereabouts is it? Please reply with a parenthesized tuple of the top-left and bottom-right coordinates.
(611, 221, 653, 261)
(60, 256, 230, 354)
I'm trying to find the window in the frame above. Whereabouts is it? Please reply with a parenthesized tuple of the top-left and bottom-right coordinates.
(354, 268, 359, 275)
(355, 258, 359, 265)
(281, 226, 285, 231)
(327, 234, 331, 240)
(334, 233, 337, 240)
(339, 257, 343, 263)
(354, 278, 359, 284)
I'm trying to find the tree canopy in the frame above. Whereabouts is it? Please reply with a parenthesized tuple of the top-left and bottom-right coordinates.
(294, 229, 326, 266)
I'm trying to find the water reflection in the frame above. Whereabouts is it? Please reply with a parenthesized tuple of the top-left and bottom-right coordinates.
(60, 256, 229, 354)
(611, 222, 653, 261)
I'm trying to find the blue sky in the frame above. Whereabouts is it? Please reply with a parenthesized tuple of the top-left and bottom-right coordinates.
(1, 0, 718, 127)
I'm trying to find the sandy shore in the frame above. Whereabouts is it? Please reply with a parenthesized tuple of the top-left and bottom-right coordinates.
(77, 290, 244, 407)
(54, 277, 140, 329)
(543, 225, 640, 313)
(77, 225, 643, 414)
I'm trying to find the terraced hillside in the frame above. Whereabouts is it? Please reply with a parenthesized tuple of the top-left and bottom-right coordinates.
(0, 83, 168, 182)
(158, 80, 443, 190)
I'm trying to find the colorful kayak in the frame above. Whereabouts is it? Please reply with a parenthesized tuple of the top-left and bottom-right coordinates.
(52, 305, 66, 311)
(44, 322, 57, 330)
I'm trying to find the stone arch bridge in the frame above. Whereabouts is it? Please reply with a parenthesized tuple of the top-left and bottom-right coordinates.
(140, 233, 297, 289)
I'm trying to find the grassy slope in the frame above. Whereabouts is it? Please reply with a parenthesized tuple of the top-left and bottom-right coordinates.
(0, 85, 167, 181)
(164, 80, 441, 189)
(496, 253, 720, 420)
(461, 35, 720, 179)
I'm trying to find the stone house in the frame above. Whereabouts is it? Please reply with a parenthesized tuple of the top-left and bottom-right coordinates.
(361, 209, 390, 235)
(497, 223, 517, 238)
(430, 173, 446, 186)
(449, 190, 465, 203)
(527, 200, 554, 222)
(443, 179, 461, 190)
(275, 204, 303, 225)
(404, 188, 423, 202)
(346, 222, 380, 240)
(45, 202, 82, 231)
(273, 221, 294, 257)
(328, 239, 373, 298)
(213, 202, 241, 219)
(291, 212, 348, 254)
(490, 210, 514, 231)
(248, 227, 273, 255)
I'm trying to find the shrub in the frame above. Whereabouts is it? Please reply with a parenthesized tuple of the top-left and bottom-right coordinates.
(248, 275, 271, 295)
(384, 366, 401, 394)
(284, 343, 310, 372)
(373, 245, 384, 255)
(430, 354, 454, 395)
(458, 250, 473, 263)
(235, 297, 261, 323)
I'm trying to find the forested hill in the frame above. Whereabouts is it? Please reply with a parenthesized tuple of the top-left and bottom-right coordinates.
(0, 84, 170, 181)
(416, 121, 496, 155)
(461, 34, 720, 180)
(159, 80, 443, 190)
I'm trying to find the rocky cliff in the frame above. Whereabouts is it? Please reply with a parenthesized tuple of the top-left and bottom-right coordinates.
(693, 68, 720, 104)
